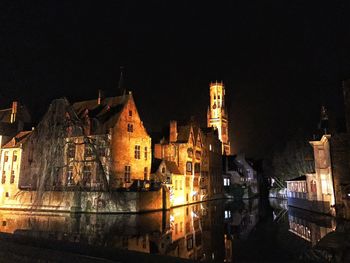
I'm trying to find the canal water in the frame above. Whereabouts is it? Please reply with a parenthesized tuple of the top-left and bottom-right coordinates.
(0, 198, 349, 262)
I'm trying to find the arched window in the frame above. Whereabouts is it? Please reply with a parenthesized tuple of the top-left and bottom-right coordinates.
(311, 180, 317, 193)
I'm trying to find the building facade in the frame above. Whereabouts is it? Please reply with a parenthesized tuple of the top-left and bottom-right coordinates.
(223, 154, 259, 199)
(207, 81, 231, 155)
(286, 135, 336, 215)
(65, 92, 152, 189)
(154, 122, 201, 205)
(0, 131, 31, 204)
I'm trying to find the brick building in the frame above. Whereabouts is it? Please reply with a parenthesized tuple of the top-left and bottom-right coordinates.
(65, 91, 152, 189)
(154, 121, 203, 204)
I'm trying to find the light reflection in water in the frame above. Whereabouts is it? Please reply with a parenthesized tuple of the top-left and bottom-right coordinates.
(0, 199, 343, 262)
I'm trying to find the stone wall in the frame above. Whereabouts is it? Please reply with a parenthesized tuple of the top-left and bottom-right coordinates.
(0, 187, 168, 213)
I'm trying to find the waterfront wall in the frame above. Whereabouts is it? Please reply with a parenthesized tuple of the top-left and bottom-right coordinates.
(0, 187, 170, 213)
(287, 197, 334, 215)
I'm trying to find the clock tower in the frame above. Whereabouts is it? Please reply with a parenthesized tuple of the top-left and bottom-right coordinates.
(207, 81, 231, 155)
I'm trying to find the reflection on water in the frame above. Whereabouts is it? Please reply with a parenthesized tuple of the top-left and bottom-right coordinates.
(0, 199, 348, 262)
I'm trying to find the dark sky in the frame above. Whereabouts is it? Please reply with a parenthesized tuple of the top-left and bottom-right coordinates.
(1, 0, 350, 158)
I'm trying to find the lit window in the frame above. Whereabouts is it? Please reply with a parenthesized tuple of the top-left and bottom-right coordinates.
(124, 166, 131, 182)
(209, 144, 212, 151)
(129, 110, 132, 117)
(127, 123, 133, 132)
(10, 170, 15, 184)
(179, 180, 183, 190)
(225, 210, 231, 219)
(224, 178, 230, 186)
(12, 151, 18, 162)
(4, 152, 9, 162)
(311, 180, 317, 193)
(134, 145, 141, 159)
(144, 147, 147, 160)
(175, 180, 178, 190)
(67, 166, 74, 185)
(186, 162, 192, 173)
(1, 171, 5, 184)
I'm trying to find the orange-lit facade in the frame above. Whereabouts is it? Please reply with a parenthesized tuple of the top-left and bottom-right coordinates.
(154, 122, 224, 206)
(63, 92, 152, 189)
(154, 122, 203, 205)
(207, 81, 231, 155)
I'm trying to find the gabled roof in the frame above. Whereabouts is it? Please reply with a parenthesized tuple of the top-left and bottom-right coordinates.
(72, 95, 130, 133)
(151, 158, 163, 174)
(0, 105, 31, 124)
(176, 125, 192, 143)
(0, 108, 11, 123)
(164, 160, 182, 175)
(151, 158, 182, 175)
(2, 130, 32, 148)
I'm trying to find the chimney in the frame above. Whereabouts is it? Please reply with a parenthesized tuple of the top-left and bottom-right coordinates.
(97, 90, 104, 105)
(10, 101, 18, 123)
(169, 120, 178, 143)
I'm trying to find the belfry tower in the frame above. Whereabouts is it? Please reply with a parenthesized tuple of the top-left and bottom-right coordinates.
(207, 81, 231, 155)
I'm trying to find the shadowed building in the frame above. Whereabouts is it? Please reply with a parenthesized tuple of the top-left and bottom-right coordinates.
(0, 101, 31, 146)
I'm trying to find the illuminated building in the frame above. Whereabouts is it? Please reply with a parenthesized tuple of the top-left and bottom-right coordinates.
(62, 91, 152, 189)
(286, 135, 335, 215)
(207, 81, 231, 155)
(154, 122, 203, 205)
(151, 158, 184, 206)
(0, 131, 31, 204)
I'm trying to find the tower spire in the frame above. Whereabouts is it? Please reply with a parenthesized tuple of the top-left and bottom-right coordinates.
(207, 81, 231, 155)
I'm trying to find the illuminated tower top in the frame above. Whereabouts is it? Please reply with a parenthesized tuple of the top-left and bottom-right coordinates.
(207, 81, 231, 155)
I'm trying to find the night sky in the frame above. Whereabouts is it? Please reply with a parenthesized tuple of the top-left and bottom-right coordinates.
(1, 1, 350, 158)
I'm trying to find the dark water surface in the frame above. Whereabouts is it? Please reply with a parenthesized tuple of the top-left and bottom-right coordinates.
(0, 198, 349, 262)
